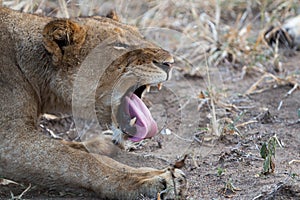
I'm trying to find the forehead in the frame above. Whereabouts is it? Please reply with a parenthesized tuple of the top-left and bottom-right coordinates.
(81, 16, 142, 37)
(78, 16, 158, 49)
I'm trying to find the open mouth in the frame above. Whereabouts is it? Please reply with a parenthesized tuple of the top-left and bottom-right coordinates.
(118, 83, 163, 142)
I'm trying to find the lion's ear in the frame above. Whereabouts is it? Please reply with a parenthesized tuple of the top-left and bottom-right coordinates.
(106, 10, 120, 22)
(43, 20, 86, 66)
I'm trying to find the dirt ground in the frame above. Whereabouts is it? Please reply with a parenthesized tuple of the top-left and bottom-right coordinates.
(3, 51, 300, 200)
(1, 0, 300, 199)
(120, 54, 300, 199)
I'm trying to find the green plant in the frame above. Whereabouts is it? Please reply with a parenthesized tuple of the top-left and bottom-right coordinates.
(220, 178, 241, 198)
(260, 134, 282, 175)
(217, 166, 225, 176)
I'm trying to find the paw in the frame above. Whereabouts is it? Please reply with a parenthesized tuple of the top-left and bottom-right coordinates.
(159, 168, 187, 199)
(141, 168, 187, 199)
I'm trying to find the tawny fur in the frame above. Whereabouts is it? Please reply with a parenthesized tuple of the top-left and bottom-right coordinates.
(0, 7, 186, 199)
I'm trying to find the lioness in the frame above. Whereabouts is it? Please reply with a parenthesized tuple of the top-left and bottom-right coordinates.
(0, 7, 186, 199)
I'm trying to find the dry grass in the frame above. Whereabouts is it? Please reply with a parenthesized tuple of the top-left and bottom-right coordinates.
(4, 0, 298, 71)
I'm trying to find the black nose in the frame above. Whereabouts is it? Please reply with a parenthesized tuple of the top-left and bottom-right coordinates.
(153, 61, 173, 73)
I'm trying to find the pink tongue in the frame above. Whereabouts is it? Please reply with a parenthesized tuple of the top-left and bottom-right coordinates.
(124, 93, 158, 142)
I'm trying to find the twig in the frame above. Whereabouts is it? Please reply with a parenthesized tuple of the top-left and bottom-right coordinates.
(205, 53, 220, 137)
(10, 183, 31, 200)
(245, 67, 300, 96)
(0, 178, 19, 186)
(252, 176, 292, 200)
(45, 127, 62, 139)
(142, 154, 170, 164)
(285, 83, 298, 97)
(235, 120, 258, 128)
(193, 135, 203, 144)
(289, 159, 300, 165)
(277, 100, 283, 110)
(172, 132, 193, 142)
(245, 73, 279, 95)
(278, 83, 299, 110)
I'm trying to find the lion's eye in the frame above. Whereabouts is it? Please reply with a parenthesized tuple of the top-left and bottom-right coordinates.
(113, 42, 129, 50)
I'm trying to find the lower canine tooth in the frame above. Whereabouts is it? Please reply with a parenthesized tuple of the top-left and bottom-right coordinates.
(146, 85, 151, 92)
(157, 83, 162, 90)
(129, 117, 137, 126)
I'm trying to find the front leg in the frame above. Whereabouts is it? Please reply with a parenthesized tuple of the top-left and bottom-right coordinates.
(1, 124, 186, 199)
(91, 155, 187, 199)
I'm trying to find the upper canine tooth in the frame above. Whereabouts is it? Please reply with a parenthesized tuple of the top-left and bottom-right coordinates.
(129, 117, 137, 126)
(146, 85, 151, 92)
(157, 83, 162, 90)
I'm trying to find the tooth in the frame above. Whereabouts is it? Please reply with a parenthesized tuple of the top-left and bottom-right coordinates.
(157, 83, 162, 90)
(129, 117, 136, 126)
(146, 84, 151, 92)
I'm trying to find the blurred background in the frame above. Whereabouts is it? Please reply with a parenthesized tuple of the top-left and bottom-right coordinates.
(2, 0, 300, 199)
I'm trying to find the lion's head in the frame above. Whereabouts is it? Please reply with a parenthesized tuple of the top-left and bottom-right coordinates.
(41, 13, 173, 142)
